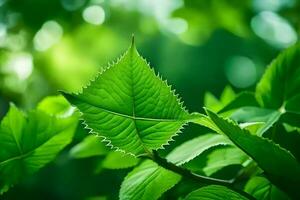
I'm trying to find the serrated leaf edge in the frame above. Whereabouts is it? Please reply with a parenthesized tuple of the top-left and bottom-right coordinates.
(64, 44, 191, 157)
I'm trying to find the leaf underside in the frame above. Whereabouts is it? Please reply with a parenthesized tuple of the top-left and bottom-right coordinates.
(62, 43, 191, 156)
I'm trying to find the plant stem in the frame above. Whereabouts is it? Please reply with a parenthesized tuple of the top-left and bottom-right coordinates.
(150, 151, 232, 185)
(148, 151, 256, 200)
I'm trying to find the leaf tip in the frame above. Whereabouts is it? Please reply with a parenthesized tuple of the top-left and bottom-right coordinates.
(131, 33, 135, 47)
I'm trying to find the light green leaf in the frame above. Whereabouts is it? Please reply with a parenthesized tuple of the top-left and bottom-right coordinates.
(102, 151, 139, 169)
(206, 109, 300, 199)
(256, 45, 300, 114)
(239, 122, 265, 135)
(62, 42, 192, 156)
(244, 176, 290, 200)
(37, 95, 75, 117)
(204, 86, 236, 112)
(119, 160, 181, 200)
(0, 104, 77, 194)
(69, 135, 109, 159)
(184, 185, 249, 200)
(166, 133, 231, 166)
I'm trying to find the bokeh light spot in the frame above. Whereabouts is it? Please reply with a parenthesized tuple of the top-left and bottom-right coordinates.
(225, 56, 257, 88)
(253, 0, 295, 11)
(82, 5, 105, 25)
(251, 11, 297, 48)
(165, 18, 188, 34)
(3, 53, 33, 80)
(33, 20, 63, 51)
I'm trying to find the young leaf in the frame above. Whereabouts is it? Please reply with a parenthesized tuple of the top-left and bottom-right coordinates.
(0, 104, 77, 194)
(244, 176, 290, 200)
(204, 86, 236, 112)
(206, 109, 300, 199)
(184, 185, 249, 200)
(119, 160, 181, 200)
(62, 41, 192, 156)
(166, 133, 231, 165)
(69, 135, 109, 159)
(256, 45, 300, 114)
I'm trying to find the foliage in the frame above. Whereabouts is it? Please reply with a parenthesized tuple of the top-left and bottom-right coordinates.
(0, 96, 78, 194)
(1, 38, 300, 199)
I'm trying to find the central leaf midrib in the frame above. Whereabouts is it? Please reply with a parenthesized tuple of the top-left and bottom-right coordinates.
(77, 98, 186, 122)
(129, 50, 151, 155)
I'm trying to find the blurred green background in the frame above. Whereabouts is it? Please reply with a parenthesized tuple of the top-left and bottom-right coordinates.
(0, 0, 299, 199)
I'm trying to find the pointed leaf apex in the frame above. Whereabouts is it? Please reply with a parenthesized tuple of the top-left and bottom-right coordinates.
(130, 34, 135, 48)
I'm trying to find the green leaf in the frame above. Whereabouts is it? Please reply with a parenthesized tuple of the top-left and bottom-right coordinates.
(184, 185, 249, 200)
(37, 95, 75, 117)
(119, 160, 181, 200)
(265, 125, 300, 162)
(185, 145, 249, 177)
(0, 104, 77, 194)
(166, 133, 231, 166)
(69, 135, 109, 159)
(62, 42, 192, 156)
(102, 151, 139, 169)
(256, 45, 300, 114)
(218, 92, 259, 114)
(204, 86, 236, 112)
(206, 109, 300, 199)
(244, 176, 290, 200)
(231, 107, 281, 136)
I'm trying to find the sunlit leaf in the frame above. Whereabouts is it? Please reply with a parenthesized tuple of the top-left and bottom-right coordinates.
(204, 86, 236, 112)
(62, 41, 193, 156)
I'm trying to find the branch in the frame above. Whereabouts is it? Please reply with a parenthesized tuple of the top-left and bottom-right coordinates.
(150, 151, 232, 185)
(147, 151, 255, 200)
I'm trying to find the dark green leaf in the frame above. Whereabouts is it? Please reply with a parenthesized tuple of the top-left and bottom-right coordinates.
(206, 109, 300, 199)
(244, 176, 290, 200)
(256, 45, 300, 114)
(218, 92, 259, 114)
(231, 107, 281, 136)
